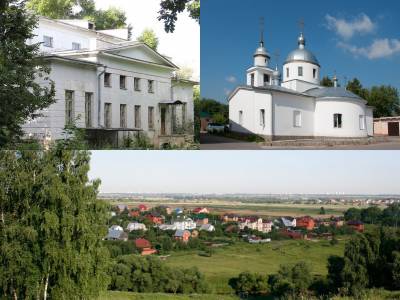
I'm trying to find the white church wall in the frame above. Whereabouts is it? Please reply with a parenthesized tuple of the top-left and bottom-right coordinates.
(282, 61, 320, 87)
(272, 93, 315, 137)
(281, 80, 320, 93)
(366, 107, 374, 136)
(314, 98, 369, 138)
(172, 83, 195, 125)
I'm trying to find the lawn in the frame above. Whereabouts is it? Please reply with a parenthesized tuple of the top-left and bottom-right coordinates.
(164, 239, 345, 294)
(97, 291, 238, 300)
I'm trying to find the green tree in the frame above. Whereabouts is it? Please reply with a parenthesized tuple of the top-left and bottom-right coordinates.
(229, 272, 269, 296)
(0, 150, 110, 299)
(344, 208, 362, 221)
(360, 206, 382, 224)
(0, 0, 55, 147)
(88, 7, 126, 30)
(158, 0, 200, 33)
(137, 28, 159, 51)
(367, 85, 400, 117)
(346, 78, 369, 99)
(319, 207, 326, 215)
(320, 76, 334, 87)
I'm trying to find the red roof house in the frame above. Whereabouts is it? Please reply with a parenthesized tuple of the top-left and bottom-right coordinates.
(146, 214, 163, 224)
(138, 204, 148, 212)
(296, 216, 315, 230)
(192, 207, 209, 214)
(347, 220, 364, 232)
(129, 210, 140, 217)
(135, 238, 157, 255)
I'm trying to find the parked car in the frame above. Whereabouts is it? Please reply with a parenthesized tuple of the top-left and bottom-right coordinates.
(207, 123, 225, 133)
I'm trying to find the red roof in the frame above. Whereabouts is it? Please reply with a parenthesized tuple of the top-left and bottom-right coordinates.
(138, 204, 148, 211)
(135, 238, 151, 249)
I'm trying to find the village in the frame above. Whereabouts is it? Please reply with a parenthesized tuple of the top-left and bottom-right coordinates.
(104, 203, 365, 256)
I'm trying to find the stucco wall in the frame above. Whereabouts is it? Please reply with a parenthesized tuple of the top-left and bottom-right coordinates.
(282, 61, 320, 86)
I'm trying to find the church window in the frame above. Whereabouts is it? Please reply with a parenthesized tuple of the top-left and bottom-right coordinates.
(313, 68, 316, 78)
(239, 110, 243, 125)
(250, 74, 255, 86)
(134, 77, 141, 91)
(104, 73, 111, 87)
(293, 110, 302, 127)
(120, 75, 126, 89)
(65, 90, 74, 125)
(359, 115, 366, 130)
(298, 66, 303, 77)
(43, 35, 53, 47)
(334, 113, 342, 128)
(135, 105, 141, 128)
(104, 103, 112, 128)
(120, 104, 127, 128)
(263, 74, 270, 85)
(260, 109, 265, 127)
(85, 92, 92, 128)
(286, 68, 289, 78)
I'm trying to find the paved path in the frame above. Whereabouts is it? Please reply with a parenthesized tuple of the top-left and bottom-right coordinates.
(200, 133, 400, 150)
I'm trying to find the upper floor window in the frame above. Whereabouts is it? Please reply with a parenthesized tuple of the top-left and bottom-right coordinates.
(263, 74, 270, 85)
(43, 35, 53, 48)
(104, 73, 111, 87)
(286, 68, 289, 78)
(72, 42, 81, 50)
(313, 68, 316, 79)
(148, 80, 154, 93)
(250, 73, 254, 86)
(298, 66, 303, 77)
(120, 75, 126, 89)
(334, 113, 342, 128)
(134, 77, 141, 91)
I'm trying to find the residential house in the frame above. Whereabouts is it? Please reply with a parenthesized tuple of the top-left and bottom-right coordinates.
(347, 220, 364, 232)
(174, 229, 191, 243)
(195, 215, 209, 226)
(126, 222, 147, 232)
(146, 213, 164, 225)
(105, 225, 128, 241)
(138, 204, 148, 212)
(222, 214, 239, 223)
(281, 217, 297, 228)
(238, 217, 272, 233)
(174, 207, 183, 214)
(192, 207, 209, 214)
(296, 216, 315, 230)
(199, 224, 215, 232)
(129, 210, 140, 217)
(173, 218, 197, 230)
(134, 238, 157, 256)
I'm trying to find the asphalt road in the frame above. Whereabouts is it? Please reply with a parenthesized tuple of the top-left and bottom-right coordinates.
(200, 133, 400, 150)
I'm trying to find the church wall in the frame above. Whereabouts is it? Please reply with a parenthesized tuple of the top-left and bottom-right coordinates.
(281, 79, 319, 93)
(282, 61, 320, 87)
(366, 107, 374, 136)
(314, 98, 369, 138)
(272, 93, 315, 137)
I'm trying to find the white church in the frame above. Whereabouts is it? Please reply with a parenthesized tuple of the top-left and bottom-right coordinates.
(24, 16, 197, 147)
(228, 27, 374, 140)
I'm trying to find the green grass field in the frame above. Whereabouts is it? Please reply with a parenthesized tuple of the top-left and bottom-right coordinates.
(98, 291, 238, 300)
(164, 239, 345, 294)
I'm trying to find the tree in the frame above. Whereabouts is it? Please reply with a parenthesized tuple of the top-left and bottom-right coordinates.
(229, 272, 269, 296)
(320, 76, 334, 87)
(88, 7, 126, 30)
(158, 0, 200, 33)
(319, 207, 326, 215)
(346, 78, 369, 99)
(327, 255, 345, 293)
(367, 85, 400, 117)
(0, 150, 110, 299)
(0, 0, 55, 147)
(137, 28, 159, 51)
(344, 208, 362, 221)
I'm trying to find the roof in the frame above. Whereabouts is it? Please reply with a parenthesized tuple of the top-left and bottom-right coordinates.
(374, 116, 400, 121)
(135, 238, 151, 248)
(159, 100, 186, 105)
(305, 87, 364, 100)
(285, 48, 320, 66)
(41, 55, 102, 67)
(175, 229, 189, 237)
(254, 45, 270, 58)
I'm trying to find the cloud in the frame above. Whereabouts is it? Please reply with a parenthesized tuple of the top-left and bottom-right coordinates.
(223, 88, 231, 96)
(225, 75, 237, 83)
(338, 38, 400, 59)
(325, 13, 376, 40)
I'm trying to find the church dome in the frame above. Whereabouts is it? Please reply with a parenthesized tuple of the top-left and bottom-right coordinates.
(285, 33, 319, 66)
(254, 45, 270, 58)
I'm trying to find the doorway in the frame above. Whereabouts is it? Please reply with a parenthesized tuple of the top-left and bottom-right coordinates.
(388, 122, 400, 136)
(161, 107, 166, 135)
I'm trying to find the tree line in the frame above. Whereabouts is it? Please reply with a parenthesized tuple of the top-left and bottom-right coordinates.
(344, 204, 400, 226)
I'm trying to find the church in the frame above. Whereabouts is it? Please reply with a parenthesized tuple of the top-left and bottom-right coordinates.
(228, 27, 374, 140)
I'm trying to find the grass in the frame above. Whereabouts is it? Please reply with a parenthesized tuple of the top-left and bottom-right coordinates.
(97, 291, 238, 300)
(164, 239, 345, 294)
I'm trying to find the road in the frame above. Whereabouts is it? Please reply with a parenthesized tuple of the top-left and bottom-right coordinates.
(200, 133, 400, 150)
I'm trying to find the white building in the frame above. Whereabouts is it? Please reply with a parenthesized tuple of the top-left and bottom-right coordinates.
(159, 218, 197, 231)
(199, 224, 215, 232)
(238, 217, 272, 233)
(228, 28, 373, 140)
(24, 16, 197, 147)
(126, 222, 147, 232)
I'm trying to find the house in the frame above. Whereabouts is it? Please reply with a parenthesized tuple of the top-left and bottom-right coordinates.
(199, 224, 215, 232)
(296, 216, 315, 230)
(281, 229, 306, 240)
(23, 16, 197, 148)
(146, 214, 164, 224)
(172, 218, 197, 230)
(129, 210, 140, 217)
(126, 222, 147, 232)
(105, 225, 128, 241)
(138, 204, 148, 212)
(238, 217, 272, 233)
(174, 208, 183, 214)
(174, 230, 191, 243)
(195, 215, 209, 226)
(281, 217, 296, 228)
(222, 214, 239, 223)
(135, 238, 157, 256)
(374, 116, 400, 136)
(192, 207, 209, 214)
(347, 220, 364, 232)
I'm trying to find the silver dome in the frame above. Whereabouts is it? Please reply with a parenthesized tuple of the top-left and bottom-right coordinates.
(285, 48, 319, 66)
(254, 46, 270, 58)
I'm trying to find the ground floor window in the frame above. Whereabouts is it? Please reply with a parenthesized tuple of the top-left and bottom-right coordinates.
(359, 115, 366, 130)
(135, 105, 141, 128)
(148, 106, 154, 130)
(260, 109, 265, 127)
(104, 103, 112, 128)
(65, 90, 74, 125)
(250, 74, 254, 86)
(334, 113, 342, 128)
(293, 110, 302, 127)
(120, 104, 127, 128)
(239, 110, 243, 125)
(85, 92, 92, 128)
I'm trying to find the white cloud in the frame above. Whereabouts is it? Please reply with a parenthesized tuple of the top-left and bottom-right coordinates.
(223, 88, 231, 96)
(325, 13, 376, 40)
(225, 75, 237, 83)
(338, 38, 400, 59)
(94, 0, 199, 80)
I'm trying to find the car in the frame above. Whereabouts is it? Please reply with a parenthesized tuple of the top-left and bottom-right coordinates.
(207, 123, 225, 133)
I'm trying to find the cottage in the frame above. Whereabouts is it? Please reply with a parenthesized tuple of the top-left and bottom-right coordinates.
(195, 215, 209, 226)
(135, 238, 157, 256)
(199, 224, 215, 232)
(347, 220, 364, 232)
(222, 214, 239, 223)
(192, 207, 209, 214)
(172, 218, 197, 230)
(146, 214, 164, 224)
(174, 208, 183, 215)
(174, 229, 191, 243)
(281, 217, 297, 228)
(138, 204, 148, 212)
(296, 216, 315, 230)
(126, 222, 147, 232)
(238, 217, 272, 233)
(105, 225, 128, 241)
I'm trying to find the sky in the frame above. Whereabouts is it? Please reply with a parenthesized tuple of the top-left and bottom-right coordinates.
(88, 151, 400, 195)
(201, 0, 400, 103)
(94, 0, 200, 80)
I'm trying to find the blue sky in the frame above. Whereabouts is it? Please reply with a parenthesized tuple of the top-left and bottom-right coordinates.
(89, 151, 400, 195)
(201, 0, 400, 103)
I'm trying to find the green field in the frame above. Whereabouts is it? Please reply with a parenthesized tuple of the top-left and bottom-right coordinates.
(164, 239, 345, 294)
(98, 292, 238, 300)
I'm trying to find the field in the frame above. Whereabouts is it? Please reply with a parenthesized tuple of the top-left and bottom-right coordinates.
(164, 239, 345, 294)
(98, 292, 238, 300)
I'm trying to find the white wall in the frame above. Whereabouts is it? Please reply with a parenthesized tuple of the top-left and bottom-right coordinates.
(366, 107, 374, 136)
(282, 61, 320, 87)
(314, 98, 369, 137)
(281, 79, 319, 93)
(246, 67, 274, 87)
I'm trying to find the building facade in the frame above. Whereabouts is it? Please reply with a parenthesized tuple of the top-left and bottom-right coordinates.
(24, 17, 197, 147)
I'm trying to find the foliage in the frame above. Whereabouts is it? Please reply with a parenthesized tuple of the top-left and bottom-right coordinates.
(158, 0, 200, 33)
(0, 150, 110, 299)
(321, 76, 334, 87)
(346, 78, 369, 99)
(193, 85, 200, 142)
(367, 85, 400, 117)
(343, 204, 400, 226)
(200, 98, 229, 125)
(320, 207, 326, 215)
(229, 272, 269, 296)
(0, 0, 55, 147)
(109, 255, 209, 294)
(87, 6, 127, 30)
(137, 28, 159, 51)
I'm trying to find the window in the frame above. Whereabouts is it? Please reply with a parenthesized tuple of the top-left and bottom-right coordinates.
(65, 90, 74, 125)
(85, 92, 92, 128)
(359, 115, 366, 130)
(333, 113, 342, 128)
(239, 110, 243, 125)
(298, 66, 303, 77)
(120, 75, 126, 89)
(182, 103, 187, 125)
(148, 80, 154, 93)
(104, 103, 112, 128)
(263, 74, 270, 85)
(260, 109, 265, 127)
(43, 35, 53, 48)
(250, 74, 255, 86)
(148, 106, 154, 129)
(313, 68, 316, 79)
(286, 68, 289, 78)
(134, 105, 141, 128)
(293, 110, 302, 127)
(134, 77, 141, 91)
(104, 73, 111, 87)
(120, 104, 127, 128)
(72, 42, 81, 50)
(88, 22, 94, 30)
